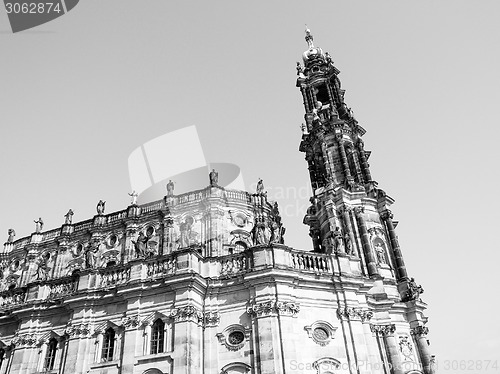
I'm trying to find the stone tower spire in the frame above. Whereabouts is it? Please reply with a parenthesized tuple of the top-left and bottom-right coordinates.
(297, 29, 412, 283)
(297, 30, 436, 374)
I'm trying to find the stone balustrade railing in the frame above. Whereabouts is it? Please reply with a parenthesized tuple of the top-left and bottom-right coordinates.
(0, 245, 346, 312)
(290, 251, 333, 274)
(98, 267, 131, 288)
(48, 279, 79, 299)
(146, 256, 177, 278)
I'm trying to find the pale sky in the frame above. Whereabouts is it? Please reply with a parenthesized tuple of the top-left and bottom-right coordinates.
(1, 1, 499, 372)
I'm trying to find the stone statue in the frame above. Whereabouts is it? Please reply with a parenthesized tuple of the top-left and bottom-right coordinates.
(36, 255, 50, 281)
(404, 278, 424, 302)
(96, 200, 106, 215)
(256, 179, 265, 195)
(133, 232, 149, 257)
(128, 191, 138, 205)
(84, 243, 98, 269)
(252, 223, 266, 245)
(7, 229, 15, 243)
(332, 227, 344, 252)
(179, 220, 192, 248)
(325, 52, 332, 64)
(374, 242, 386, 264)
(296, 62, 303, 75)
(344, 233, 353, 255)
(64, 209, 74, 225)
(209, 169, 218, 186)
(34, 218, 44, 233)
(166, 180, 174, 196)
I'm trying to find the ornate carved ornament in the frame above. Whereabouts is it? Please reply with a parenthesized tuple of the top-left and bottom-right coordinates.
(140, 308, 220, 328)
(64, 322, 93, 337)
(336, 307, 373, 322)
(246, 300, 300, 317)
(370, 323, 396, 336)
(203, 311, 221, 327)
(121, 315, 140, 328)
(11, 333, 39, 347)
(304, 321, 337, 346)
(410, 326, 429, 337)
(354, 206, 365, 216)
(398, 334, 415, 361)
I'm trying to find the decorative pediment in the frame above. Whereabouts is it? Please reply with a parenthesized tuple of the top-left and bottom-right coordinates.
(38, 329, 65, 345)
(141, 311, 170, 326)
(93, 320, 121, 335)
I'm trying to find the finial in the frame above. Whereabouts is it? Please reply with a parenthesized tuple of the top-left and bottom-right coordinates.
(305, 25, 314, 48)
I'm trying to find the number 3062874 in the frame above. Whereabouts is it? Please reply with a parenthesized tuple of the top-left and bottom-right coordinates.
(5, 3, 62, 14)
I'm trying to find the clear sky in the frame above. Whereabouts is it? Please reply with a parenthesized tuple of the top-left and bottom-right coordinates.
(1, 1, 499, 372)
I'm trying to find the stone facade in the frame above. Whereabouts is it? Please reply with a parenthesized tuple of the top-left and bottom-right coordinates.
(0, 31, 435, 374)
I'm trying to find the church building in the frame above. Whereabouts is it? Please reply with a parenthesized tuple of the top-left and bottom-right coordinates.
(0, 31, 435, 374)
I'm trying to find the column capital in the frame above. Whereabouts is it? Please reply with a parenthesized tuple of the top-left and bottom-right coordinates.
(381, 210, 394, 221)
(354, 206, 365, 216)
(370, 323, 396, 336)
(411, 326, 429, 337)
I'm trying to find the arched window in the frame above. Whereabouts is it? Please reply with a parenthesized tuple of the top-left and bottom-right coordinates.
(150, 319, 165, 354)
(44, 338, 58, 370)
(101, 328, 115, 362)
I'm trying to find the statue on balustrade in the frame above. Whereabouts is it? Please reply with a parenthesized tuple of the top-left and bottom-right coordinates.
(7, 229, 15, 243)
(96, 200, 106, 215)
(166, 180, 175, 196)
(209, 169, 218, 186)
(128, 191, 138, 205)
(64, 209, 74, 225)
(256, 179, 265, 195)
(34, 218, 44, 233)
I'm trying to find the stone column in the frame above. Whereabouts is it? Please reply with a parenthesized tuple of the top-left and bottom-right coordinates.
(354, 207, 378, 277)
(347, 146, 365, 184)
(171, 306, 203, 374)
(372, 324, 403, 374)
(247, 301, 286, 374)
(411, 326, 435, 374)
(300, 85, 311, 113)
(337, 136, 354, 186)
(357, 139, 372, 182)
(381, 211, 407, 280)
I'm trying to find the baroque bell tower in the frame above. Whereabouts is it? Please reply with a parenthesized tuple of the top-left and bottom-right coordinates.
(297, 29, 437, 374)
